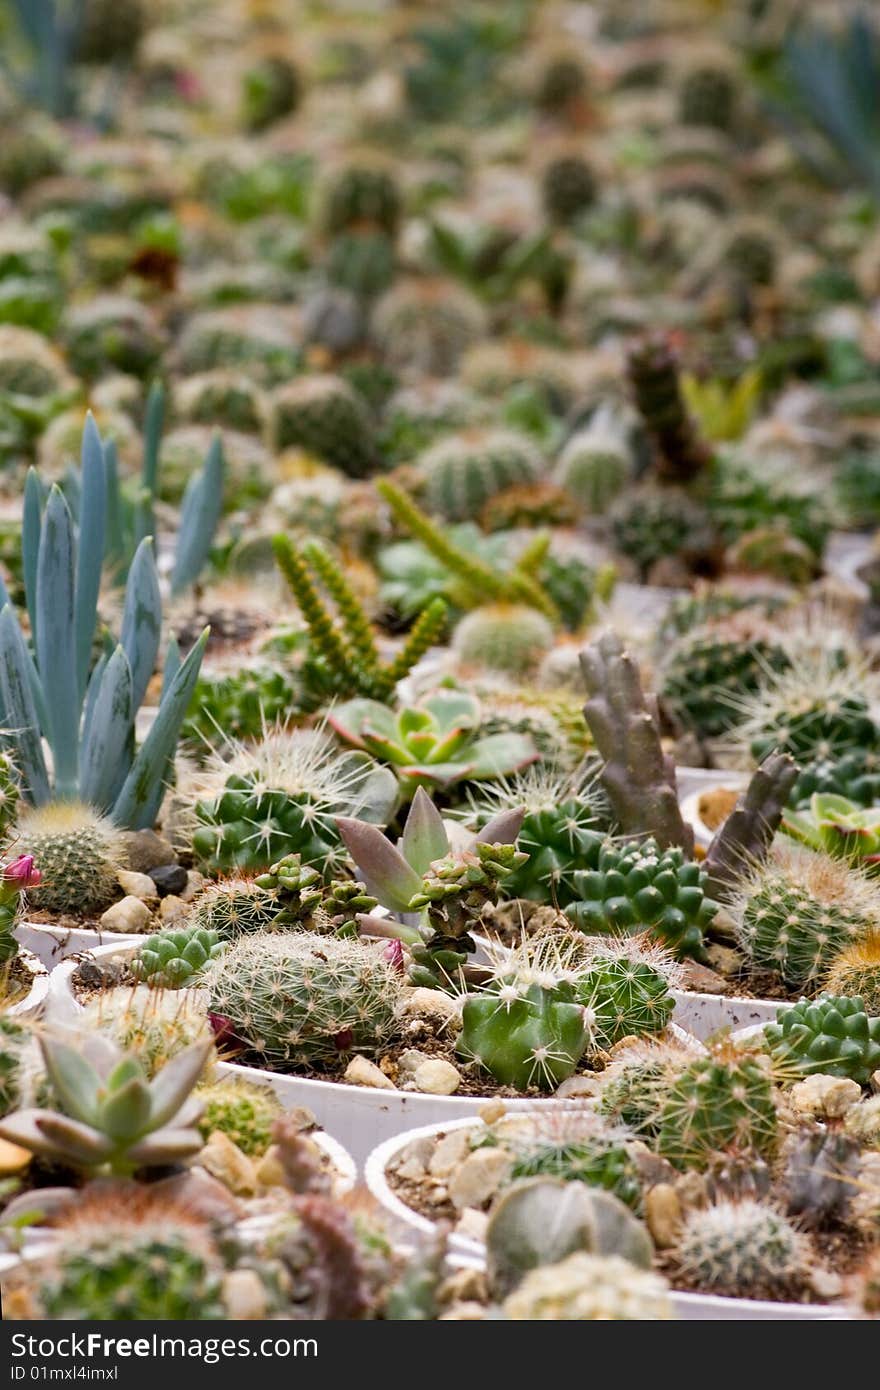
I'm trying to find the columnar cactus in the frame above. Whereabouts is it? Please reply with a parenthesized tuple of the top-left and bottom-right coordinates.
(655, 1046, 778, 1170)
(764, 994, 880, 1086)
(627, 333, 712, 482)
(702, 752, 799, 899)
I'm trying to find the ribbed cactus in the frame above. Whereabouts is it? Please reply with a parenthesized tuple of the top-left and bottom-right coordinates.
(502, 1252, 672, 1320)
(789, 750, 880, 811)
(676, 1201, 809, 1300)
(457, 980, 591, 1091)
(599, 1043, 687, 1137)
(825, 933, 880, 1014)
(764, 994, 880, 1086)
(271, 375, 379, 477)
(509, 1128, 643, 1212)
(196, 1076, 282, 1158)
(655, 1047, 778, 1170)
(372, 280, 486, 377)
(554, 408, 631, 514)
(678, 64, 738, 131)
(40, 1229, 225, 1320)
(131, 925, 223, 989)
(321, 164, 402, 236)
(16, 802, 125, 917)
(611, 486, 716, 579)
(575, 952, 675, 1050)
(189, 879, 287, 940)
(0, 754, 20, 839)
(416, 429, 544, 522)
(205, 931, 404, 1068)
(541, 155, 596, 224)
(473, 791, 605, 908)
(661, 633, 789, 739)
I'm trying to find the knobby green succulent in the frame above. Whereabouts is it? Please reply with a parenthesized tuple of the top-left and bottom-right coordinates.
(0, 1033, 211, 1175)
(764, 994, 880, 1087)
(131, 925, 224, 989)
(254, 854, 378, 937)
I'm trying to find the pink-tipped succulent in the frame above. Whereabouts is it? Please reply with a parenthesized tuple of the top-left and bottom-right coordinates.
(2, 854, 41, 891)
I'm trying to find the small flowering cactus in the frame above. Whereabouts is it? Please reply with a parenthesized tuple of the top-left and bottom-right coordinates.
(0, 854, 41, 965)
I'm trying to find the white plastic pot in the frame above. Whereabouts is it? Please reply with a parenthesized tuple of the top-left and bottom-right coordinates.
(46, 944, 703, 1166)
(15, 920, 147, 968)
(364, 1119, 846, 1321)
(6, 949, 48, 1021)
(679, 777, 749, 851)
(671, 988, 791, 1040)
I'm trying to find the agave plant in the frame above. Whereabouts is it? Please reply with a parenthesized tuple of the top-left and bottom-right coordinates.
(329, 690, 537, 794)
(0, 1033, 211, 1175)
(2, 0, 83, 117)
(0, 414, 207, 829)
(783, 793, 880, 873)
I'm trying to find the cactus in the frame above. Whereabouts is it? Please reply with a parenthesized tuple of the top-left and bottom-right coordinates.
(825, 933, 880, 1014)
(728, 656, 880, 769)
(678, 64, 738, 131)
(452, 605, 555, 677)
(0, 754, 21, 841)
(0, 1016, 29, 1117)
(457, 979, 591, 1091)
(16, 803, 125, 917)
(196, 1076, 282, 1158)
(611, 486, 716, 579)
(271, 375, 379, 478)
(326, 229, 396, 301)
(205, 931, 404, 1069)
(131, 925, 223, 989)
(554, 407, 631, 514)
(702, 752, 800, 899)
(64, 297, 164, 381)
(599, 1041, 689, 1137)
(789, 750, 880, 811)
(784, 1126, 861, 1228)
(509, 1121, 643, 1212)
(565, 837, 718, 959)
(176, 371, 267, 436)
(580, 631, 694, 853)
(183, 663, 299, 751)
(486, 1178, 653, 1298)
(321, 164, 401, 236)
(576, 950, 676, 1050)
(627, 334, 712, 482)
(76, 0, 145, 63)
(416, 429, 544, 523)
(764, 994, 880, 1087)
(273, 535, 448, 706)
(502, 1251, 673, 1320)
(242, 54, 300, 133)
(535, 56, 588, 114)
(655, 1046, 778, 1170)
(676, 1201, 810, 1299)
(661, 632, 790, 739)
(81, 986, 213, 1077)
(0, 853, 40, 965)
(541, 155, 596, 224)
(728, 847, 875, 990)
(0, 1033, 211, 1175)
(372, 280, 487, 377)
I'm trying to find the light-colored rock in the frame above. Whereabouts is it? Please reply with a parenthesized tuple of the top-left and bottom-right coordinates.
(479, 1100, 507, 1125)
(555, 1075, 600, 1099)
(158, 894, 189, 924)
(222, 1269, 268, 1319)
(99, 895, 152, 933)
(394, 1157, 427, 1181)
(674, 1171, 709, 1211)
(254, 1145, 285, 1188)
(449, 1147, 511, 1211)
(182, 870, 205, 902)
(791, 1073, 862, 1120)
(401, 988, 460, 1021)
(398, 1048, 432, 1076)
(872, 1070, 880, 1094)
(454, 1207, 489, 1243)
(429, 1128, 471, 1177)
(398, 1135, 435, 1166)
(645, 1184, 682, 1248)
(0, 1138, 31, 1175)
(199, 1132, 257, 1196)
(411, 1059, 461, 1095)
(116, 870, 159, 902)
(344, 1055, 395, 1090)
(846, 1094, 880, 1144)
(810, 1268, 844, 1302)
(853, 1152, 880, 1231)
(119, 829, 175, 873)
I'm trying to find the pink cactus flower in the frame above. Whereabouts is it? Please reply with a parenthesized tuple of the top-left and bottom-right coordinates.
(2, 854, 41, 889)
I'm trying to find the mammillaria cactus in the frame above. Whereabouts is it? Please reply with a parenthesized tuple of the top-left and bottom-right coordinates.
(655, 1045, 778, 1170)
(599, 1041, 691, 1136)
(0, 1016, 30, 1117)
(205, 931, 404, 1068)
(661, 630, 789, 739)
(575, 948, 676, 1050)
(81, 987, 212, 1077)
(271, 375, 379, 478)
(553, 405, 632, 514)
(508, 1117, 643, 1212)
(131, 925, 223, 989)
(40, 1225, 225, 1321)
(501, 1252, 672, 1320)
(415, 428, 544, 523)
(675, 1201, 810, 1300)
(451, 604, 555, 677)
(372, 280, 487, 377)
(825, 933, 880, 1014)
(764, 994, 880, 1086)
(320, 164, 402, 237)
(611, 486, 716, 579)
(0, 1033, 211, 1174)
(678, 63, 738, 131)
(16, 803, 124, 917)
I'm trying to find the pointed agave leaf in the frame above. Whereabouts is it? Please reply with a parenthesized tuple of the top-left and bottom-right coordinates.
(147, 1039, 213, 1129)
(79, 646, 135, 812)
(74, 413, 105, 698)
(170, 435, 224, 596)
(141, 379, 165, 499)
(335, 816, 423, 912)
(35, 487, 79, 795)
(0, 605, 49, 805)
(80, 650, 108, 761)
(103, 439, 126, 570)
(400, 787, 449, 875)
(22, 468, 41, 644)
(160, 634, 181, 705)
(120, 538, 161, 713)
(112, 628, 209, 829)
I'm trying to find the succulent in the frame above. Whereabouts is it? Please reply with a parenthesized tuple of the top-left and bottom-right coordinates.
(611, 486, 716, 579)
(451, 604, 555, 677)
(81, 987, 213, 1077)
(131, 925, 224, 989)
(16, 802, 125, 917)
(175, 371, 267, 436)
(458, 978, 592, 1090)
(415, 428, 544, 523)
(329, 689, 537, 795)
(254, 855, 377, 937)
(676, 1201, 810, 1300)
(0, 853, 40, 965)
(541, 155, 597, 224)
(678, 64, 738, 131)
(731, 667, 880, 770)
(205, 931, 404, 1069)
(0, 1016, 30, 1117)
(825, 933, 880, 1014)
(0, 1033, 211, 1175)
(565, 838, 718, 959)
(553, 406, 632, 514)
(372, 280, 487, 377)
(789, 750, 880, 812)
(702, 753, 799, 900)
(196, 1076, 282, 1157)
(764, 994, 880, 1087)
(783, 1126, 861, 1228)
(575, 949, 676, 1050)
(271, 375, 379, 478)
(64, 296, 164, 381)
(242, 54, 300, 133)
(599, 1042, 688, 1137)
(320, 164, 401, 237)
(655, 1046, 778, 1170)
(728, 847, 876, 990)
(508, 1119, 643, 1212)
(501, 1252, 672, 1320)
(183, 662, 299, 750)
(783, 793, 880, 872)
(188, 879, 287, 940)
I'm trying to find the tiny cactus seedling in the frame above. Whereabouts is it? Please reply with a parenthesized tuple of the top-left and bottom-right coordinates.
(764, 994, 880, 1087)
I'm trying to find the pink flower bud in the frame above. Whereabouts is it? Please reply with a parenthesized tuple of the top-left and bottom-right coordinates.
(383, 938, 405, 974)
(3, 854, 41, 889)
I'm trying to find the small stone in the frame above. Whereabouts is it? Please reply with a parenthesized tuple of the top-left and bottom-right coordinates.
(810, 1268, 843, 1301)
(555, 1075, 600, 1099)
(198, 1132, 257, 1196)
(411, 1059, 461, 1095)
(181, 870, 205, 902)
(677, 959, 728, 995)
(99, 896, 152, 934)
(401, 988, 460, 1021)
(449, 1147, 511, 1211)
(674, 1171, 709, 1211)
(397, 1135, 434, 1166)
(222, 1269, 268, 1320)
(871, 1070, 880, 1094)
(791, 1074, 862, 1120)
(254, 1145, 285, 1188)
(119, 829, 176, 874)
(394, 1157, 426, 1181)
(116, 870, 159, 902)
(426, 1185, 449, 1206)
(0, 1138, 31, 1175)
(629, 1141, 676, 1187)
(429, 1128, 471, 1177)
(149, 863, 188, 897)
(344, 1055, 395, 1090)
(158, 895, 188, 924)
(454, 1207, 490, 1243)
(438, 1265, 487, 1304)
(398, 1048, 431, 1076)
(479, 1100, 507, 1125)
(704, 943, 745, 977)
(645, 1184, 682, 1248)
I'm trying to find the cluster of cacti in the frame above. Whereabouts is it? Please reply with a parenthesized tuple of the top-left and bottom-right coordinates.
(183, 662, 299, 749)
(764, 994, 880, 1086)
(131, 924, 224, 989)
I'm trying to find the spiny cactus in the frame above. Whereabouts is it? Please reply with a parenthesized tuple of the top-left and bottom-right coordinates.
(789, 750, 880, 811)
(678, 63, 738, 131)
(372, 279, 487, 377)
(565, 837, 718, 959)
(0, 754, 21, 840)
(611, 486, 716, 579)
(502, 1251, 672, 1320)
(242, 53, 300, 133)
(452, 604, 555, 677)
(508, 1119, 643, 1212)
(457, 979, 592, 1091)
(131, 925, 223, 989)
(676, 1201, 810, 1300)
(661, 631, 790, 739)
(271, 375, 379, 477)
(205, 931, 404, 1069)
(575, 949, 676, 1050)
(553, 406, 631, 514)
(16, 802, 125, 918)
(183, 663, 298, 750)
(655, 1045, 778, 1170)
(416, 428, 544, 523)
(728, 847, 876, 990)
(825, 933, 880, 1014)
(702, 752, 799, 899)
(541, 154, 596, 225)
(764, 994, 880, 1087)
(627, 334, 712, 482)
(81, 986, 213, 1078)
(0, 1016, 29, 1117)
(188, 879, 287, 940)
(599, 1041, 691, 1137)
(320, 164, 402, 237)
(727, 657, 880, 769)
(196, 1076, 282, 1158)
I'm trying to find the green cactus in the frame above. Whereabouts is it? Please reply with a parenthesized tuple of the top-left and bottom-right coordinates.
(627, 334, 712, 483)
(611, 487, 716, 579)
(541, 155, 597, 224)
(509, 1129, 643, 1212)
(326, 229, 396, 300)
(196, 1076, 282, 1157)
(451, 604, 555, 677)
(131, 925, 224, 989)
(825, 934, 880, 1014)
(575, 952, 675, 1050)
(416, 429, 544, 523)
(64, 296, 164, 381)
(321, 164, 402, 236)
(176, 371, 267, 436)
(242, 54, 300, 133)
(254, 854, 377, 936)
(535, 56, 587, 113)
(678, 64, 738, 131)
(41, 1230, 225, 1320)
(661, 632, 790, 739)
(764, 994, 880, 1087)
(183, 663, 300, 751)
(372, 280, 486, 377)
(457, 979, 591, 1091)
(81, 987, 213, 1078)
(565, 838, 718, 959)
(554, 408, 631, 514)
(502, 1251, 673, 1320)
(599, 1044, 685, 1137)
(189, 879, 288, 940)
(205, 931, 404, 1069)
(16, 803, 125, 918)
(0, 754, 20, 841)
(676, 1200, 810, 1300)
(471, 781, 606, 908)
(0, 1017, 28, 1117)
(750, 693, 880, 766)
(789, 750, 880, 810)
(271, 375, 379, 478)
(655, 1048, 778, 1170)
